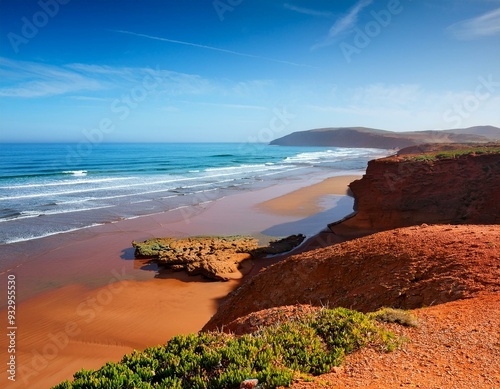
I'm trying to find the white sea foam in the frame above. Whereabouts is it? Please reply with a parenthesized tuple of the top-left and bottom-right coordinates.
(283, 148, 385, 164)
(0, 205, 116, 223)
(0, 176, 136, 190)
(3, 223, 104, 244)
(0, 168, 284, 201)
(204, 164, 272, 172)
(63, 170, 88, 176)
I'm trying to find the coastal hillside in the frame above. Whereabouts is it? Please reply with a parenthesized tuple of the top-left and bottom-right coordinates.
(269, 126, 500, 149)
(203, 224, 500, 331)
(443, 125, 500, 139)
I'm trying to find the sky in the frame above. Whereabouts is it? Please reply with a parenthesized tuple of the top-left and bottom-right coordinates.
(0, 0, 499, 143)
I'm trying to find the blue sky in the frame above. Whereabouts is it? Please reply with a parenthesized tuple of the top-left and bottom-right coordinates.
(0, 0, 499, 142)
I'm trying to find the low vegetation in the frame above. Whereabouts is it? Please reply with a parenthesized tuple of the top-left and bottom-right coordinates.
(52, 307, 400, 389)
(403, 146, 500, 162)
(370, 307, 418, 327)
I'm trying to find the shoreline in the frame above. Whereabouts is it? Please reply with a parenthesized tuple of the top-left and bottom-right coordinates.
(0, 172, 361, 388)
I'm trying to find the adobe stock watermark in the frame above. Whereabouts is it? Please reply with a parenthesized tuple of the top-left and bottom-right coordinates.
(178, 193, 219, 225)
(340, 0, 411, 63)
(7, 0, 71, 54)
(213, 0, 244, 21)
(178, 105, 296, 225)
(240, 105, 296, 155)
(18, 267, 132, 385)
(443, 74, 500, 128)
(65, 66, 165, 166)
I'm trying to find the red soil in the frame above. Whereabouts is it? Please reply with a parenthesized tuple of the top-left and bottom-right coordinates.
(221, 293, 500, 388)
(204, 224, 500, 331)
(203, 223, 500, 388)
(290, 292, 500, 388)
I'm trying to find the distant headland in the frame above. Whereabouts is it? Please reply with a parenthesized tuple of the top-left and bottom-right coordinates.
(270, 125, 500, 149)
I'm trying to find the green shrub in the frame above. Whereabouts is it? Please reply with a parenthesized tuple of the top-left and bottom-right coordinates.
(370, 307, 418, 327)
(403, 147, 500, 162)
(52, 307, 401, 389)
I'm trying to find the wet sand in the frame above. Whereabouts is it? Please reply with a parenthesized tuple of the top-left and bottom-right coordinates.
(256, 175, 359, 217)
(0, 173, 360, 388)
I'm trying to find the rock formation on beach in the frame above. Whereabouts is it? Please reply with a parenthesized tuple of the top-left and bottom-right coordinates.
(132, 234, 305, 281)
(270, 125, 500, 149)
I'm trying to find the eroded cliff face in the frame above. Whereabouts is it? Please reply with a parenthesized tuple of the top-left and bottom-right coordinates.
(339, 152, 500, 231)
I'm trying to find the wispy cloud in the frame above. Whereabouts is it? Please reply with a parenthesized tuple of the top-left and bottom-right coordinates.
(283, 3, 333, 18)
(351, 83, 422, 107)
(232, 80, 274, 96)
(0, 58, 218, 99)
(114, 30, 316, 69)
(447, 7, 500, 40)
(68, 95, 110, 102)
(305, 82, 500, 131)
(68, 62, 215, 95)
(312, 0, 373, 50)
(306, 83, 424, 120)
(194, 101, 268, 111)
(0, 57, 105, 98)
(0, 58, 278, 109)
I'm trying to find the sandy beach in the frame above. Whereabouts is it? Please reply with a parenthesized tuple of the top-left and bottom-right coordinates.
(0, 173, 360, 389)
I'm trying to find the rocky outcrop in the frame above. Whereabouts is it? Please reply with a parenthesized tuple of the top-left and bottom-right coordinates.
(203, 225, 500, 330)
(269, 126, 499, 149)
(222, 304, 321, 335)
(335, 147, 500, 231)
(132, 235, 305, 281)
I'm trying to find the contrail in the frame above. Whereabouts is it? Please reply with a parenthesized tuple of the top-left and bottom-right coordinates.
(312, 0, 373, 50)
(114, 30, 316, 69)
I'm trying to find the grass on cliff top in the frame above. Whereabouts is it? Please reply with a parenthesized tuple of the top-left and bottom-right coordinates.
(52, 307, 405, 389)
(403, 146, 500, 162)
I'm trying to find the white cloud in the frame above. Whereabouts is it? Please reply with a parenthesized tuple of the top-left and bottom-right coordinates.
(447, 7, 500, 40)
(68, 95, 110, 102)
(351, 83, 422, 107)
(0, 58, 218, 99)
(304, 82, 500, 131)
(283, 3, 333, 18)
(312, 0, 373, 49)
(304, 83, 425, 127)
(194, 102, 268, 111)
(0, 58, 104, 98)
(232, 80, 274, 96)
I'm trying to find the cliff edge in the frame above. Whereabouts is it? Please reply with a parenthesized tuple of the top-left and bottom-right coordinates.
(335, 145, 500, 232)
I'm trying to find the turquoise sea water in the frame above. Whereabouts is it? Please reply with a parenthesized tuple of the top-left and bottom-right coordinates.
(0, 143, 388, 245)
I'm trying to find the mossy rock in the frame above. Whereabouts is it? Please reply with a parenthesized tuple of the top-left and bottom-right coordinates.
(132, 238, 176, 258)
(131, 235, 305, 280)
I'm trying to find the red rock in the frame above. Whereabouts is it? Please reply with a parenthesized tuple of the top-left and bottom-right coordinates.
(339, 150, 500, 231)
(240, 378, 259, 388)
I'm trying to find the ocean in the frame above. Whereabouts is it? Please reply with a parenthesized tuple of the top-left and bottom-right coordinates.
(0, 143, 389, 245)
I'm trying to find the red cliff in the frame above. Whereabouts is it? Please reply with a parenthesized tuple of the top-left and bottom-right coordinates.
(337, 147, 500, 232)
